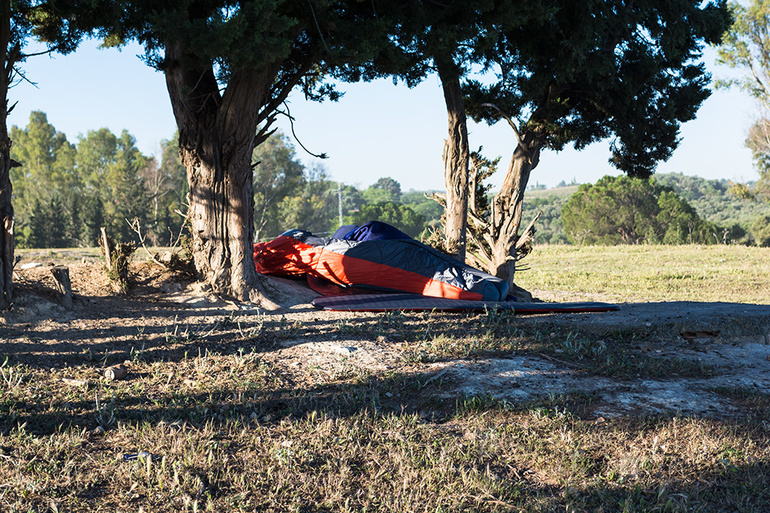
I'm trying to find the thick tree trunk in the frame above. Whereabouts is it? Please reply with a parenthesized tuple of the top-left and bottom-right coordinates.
(437, 60, 470, 262)
(487, 133, 542, 292)
(164, 42, 278, 306)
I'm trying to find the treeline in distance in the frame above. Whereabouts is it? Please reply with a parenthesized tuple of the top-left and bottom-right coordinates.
(12, 111, 770, 249)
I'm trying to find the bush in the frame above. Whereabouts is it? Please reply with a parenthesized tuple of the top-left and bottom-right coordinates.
(750, 215, 770, 247)
(561, 175, 718, 245)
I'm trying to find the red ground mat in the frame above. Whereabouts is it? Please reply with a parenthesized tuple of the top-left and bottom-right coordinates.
(312, 293, 620, 313)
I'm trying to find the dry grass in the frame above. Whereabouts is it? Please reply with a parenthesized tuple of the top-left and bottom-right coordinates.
(3, 244, 770, 511)
(516, 244, 770, 304)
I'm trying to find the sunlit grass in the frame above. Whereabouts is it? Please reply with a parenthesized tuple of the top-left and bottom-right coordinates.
(4, 244, 770, 510)
(516, 244, 770, 303)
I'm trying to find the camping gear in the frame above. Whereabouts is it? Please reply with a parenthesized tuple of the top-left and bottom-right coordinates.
(312, 293, 620, 313)
(253, 222, 509, 301)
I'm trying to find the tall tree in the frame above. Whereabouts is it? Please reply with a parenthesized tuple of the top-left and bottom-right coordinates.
(10, 111, 77, 247)
(76, 128, 152, 242)
(35, 0, 402, 305)
(464, 0, 729, 290)
(717, 0, 770, 198)
(379, 1, 534, 261)
(0, 2, 83, 306)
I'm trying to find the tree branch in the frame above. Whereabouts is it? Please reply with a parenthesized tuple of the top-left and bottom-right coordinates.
(481, 103, 529, 153)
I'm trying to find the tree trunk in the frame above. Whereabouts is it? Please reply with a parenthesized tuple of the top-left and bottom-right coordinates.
(164, 42, 279, 306)
(0, 132, 13, 309)
(487, 132, 542, 292)
(0, 1, 15, 309)
(437, 60, 470, 261)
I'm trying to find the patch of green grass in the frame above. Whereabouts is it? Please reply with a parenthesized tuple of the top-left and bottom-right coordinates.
(516, 244, 770, 303)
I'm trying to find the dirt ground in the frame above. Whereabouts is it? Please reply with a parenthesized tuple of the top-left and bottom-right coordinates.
(5, 261, 770, 420)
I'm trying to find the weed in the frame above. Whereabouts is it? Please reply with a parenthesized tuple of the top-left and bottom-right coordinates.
(94, 393, 116, 429)
(0, 357, 24, 390)
(273, 316, 302, 339)
(562, 333, 607, 359)
(455, 392, 507, 415)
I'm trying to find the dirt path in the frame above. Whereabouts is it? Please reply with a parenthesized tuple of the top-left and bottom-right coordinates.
(5, 262, 770, 420)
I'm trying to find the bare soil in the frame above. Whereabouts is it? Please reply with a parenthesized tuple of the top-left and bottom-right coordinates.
(5, 261, 770, 420)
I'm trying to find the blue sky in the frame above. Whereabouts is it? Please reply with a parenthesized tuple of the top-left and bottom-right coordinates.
(7, 40, 759, 192)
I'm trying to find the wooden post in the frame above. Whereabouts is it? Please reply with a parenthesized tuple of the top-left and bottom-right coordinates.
(100, 227, 112, 271)
(50, 266, 73, 308)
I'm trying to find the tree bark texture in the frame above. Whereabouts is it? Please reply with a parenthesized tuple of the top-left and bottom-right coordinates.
(437, 60, 470, 262)
(0, 133, 13, 309)
(487, 132, 542, 290)
(164, 41, 281, 305)
(50, 266, 73, 308)
(465, 125, 543, 293)
(0, 0, 15, 309)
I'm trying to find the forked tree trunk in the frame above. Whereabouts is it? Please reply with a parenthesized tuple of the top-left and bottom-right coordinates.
(164, 42, 278, 306)
(437, 60, 470, 261)
(487, 132, 542, 289)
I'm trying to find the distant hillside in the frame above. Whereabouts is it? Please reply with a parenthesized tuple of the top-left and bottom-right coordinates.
(525, 185, 579, 199)
(519, 173, 770, 245)
(653, 173, 769, 232)
(521, 187, 575, 244)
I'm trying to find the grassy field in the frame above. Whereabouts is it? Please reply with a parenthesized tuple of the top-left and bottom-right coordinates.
(2, 244, 770, 511)
(517, 244, 770, 304)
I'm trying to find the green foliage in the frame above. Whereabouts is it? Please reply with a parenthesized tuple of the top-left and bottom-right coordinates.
(520, 174, 768, 246)
(466, 0, 730, 178)
(362, 177, 402, 204)
(346, 202, 425, 239)
(716, 1, 770, 198)
(276, 164, 340, 238)
(561, 175, 719, 245)
(10, 112, 164, 248)
(10, 112, 77, 247)
(522, 194, 569, 244)
(656, 173, 770, 242)
(251, 133, 359, 240)
(402, 190, 443, 227)
(716, 0, 770, 104)
(750, 215, 770, 246)
(252, 132, 306, 240)
(76, 128, 153, 243)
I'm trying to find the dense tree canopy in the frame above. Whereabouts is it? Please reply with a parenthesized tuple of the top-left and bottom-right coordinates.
(30, 0, 411, 304)
(561, 176, 719, 245)
(455, 0, 729, 290)
(10, 112, 184, 248)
